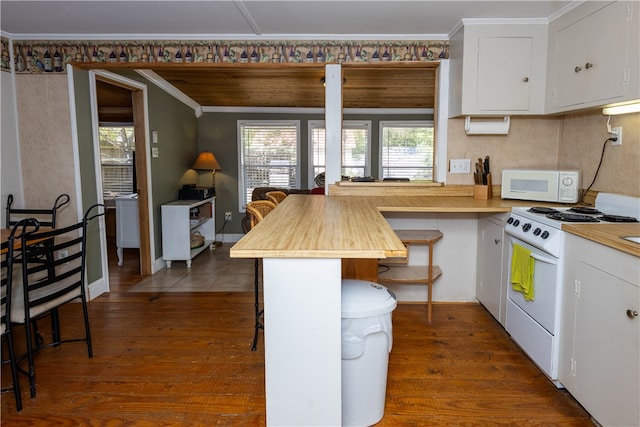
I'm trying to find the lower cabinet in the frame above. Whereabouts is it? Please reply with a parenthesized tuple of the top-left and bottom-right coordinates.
(161, 197, 215, 268)
(476, 213, 508, 325)
(560, 233, 639, 427)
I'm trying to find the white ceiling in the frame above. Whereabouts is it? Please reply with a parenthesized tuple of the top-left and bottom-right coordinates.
(1, 0, 574, 39)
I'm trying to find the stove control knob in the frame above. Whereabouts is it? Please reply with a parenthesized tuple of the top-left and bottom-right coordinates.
(541, 231, 550, 239)
(533, 228, 542, 236)
(507, 217, 514, 225)
(523, 223, 532, 232)
(513, 219, 520, 227)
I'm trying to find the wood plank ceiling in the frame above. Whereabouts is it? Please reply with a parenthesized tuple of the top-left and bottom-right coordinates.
(93, 62, 437, 117)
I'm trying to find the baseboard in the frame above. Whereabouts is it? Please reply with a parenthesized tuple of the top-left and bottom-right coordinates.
(216, 233, 243, 243)
(88, 276, 108, 301)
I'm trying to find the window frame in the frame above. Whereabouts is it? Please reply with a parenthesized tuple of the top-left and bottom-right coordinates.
(308, 120, 372, 184)
(379, 120, 435, 181)
(98, 123, 136, 198)
(237, 119, 301, 211)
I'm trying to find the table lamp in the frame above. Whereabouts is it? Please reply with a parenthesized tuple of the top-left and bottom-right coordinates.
(192, 151, 221, 187)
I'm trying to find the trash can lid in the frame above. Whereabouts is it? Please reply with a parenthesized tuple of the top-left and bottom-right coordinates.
(341, 279, 397, 318)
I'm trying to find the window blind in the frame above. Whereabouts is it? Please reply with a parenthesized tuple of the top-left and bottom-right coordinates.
(239, 121, 299, 207)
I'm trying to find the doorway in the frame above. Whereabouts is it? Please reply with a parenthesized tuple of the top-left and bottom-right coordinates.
(91, 72, 154, 289)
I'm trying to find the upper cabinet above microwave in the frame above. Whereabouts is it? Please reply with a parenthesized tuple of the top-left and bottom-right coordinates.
(448, 22, 548, 117)
(546, 1, 640, 114)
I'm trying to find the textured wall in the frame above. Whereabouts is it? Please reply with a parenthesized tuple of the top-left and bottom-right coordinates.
(445, 111, 640, 198)
(558, 111, 640, 198)
(15, 74, 78, 226)
(445, 116, 562, 185)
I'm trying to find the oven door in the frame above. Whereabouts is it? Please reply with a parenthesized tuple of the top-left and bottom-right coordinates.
(506, 236, 559, 334)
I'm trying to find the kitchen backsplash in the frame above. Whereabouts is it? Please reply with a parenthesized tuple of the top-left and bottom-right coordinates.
(447, 111, 640, 198)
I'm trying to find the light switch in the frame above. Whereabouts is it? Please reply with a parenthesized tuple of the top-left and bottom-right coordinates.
(152, 147, 159, 158)
(152, 130, 158, 144)
(450, 159, 471, 173)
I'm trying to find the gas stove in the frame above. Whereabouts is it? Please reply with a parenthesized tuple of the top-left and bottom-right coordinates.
(505, 193, 640, 257)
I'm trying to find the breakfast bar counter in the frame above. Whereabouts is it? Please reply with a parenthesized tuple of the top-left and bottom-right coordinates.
(230, 193, 546, 426)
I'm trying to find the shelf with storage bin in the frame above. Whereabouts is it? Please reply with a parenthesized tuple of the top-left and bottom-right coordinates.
(377, 229, 443, 322)
(161, 197, 215, 268)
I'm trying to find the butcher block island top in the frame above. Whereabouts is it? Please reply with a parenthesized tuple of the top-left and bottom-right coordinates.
(230, 194, 550, 259)
(231, 195, 408, 259)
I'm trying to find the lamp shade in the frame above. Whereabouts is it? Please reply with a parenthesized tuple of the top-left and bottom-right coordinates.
(192, 151, 221, 171)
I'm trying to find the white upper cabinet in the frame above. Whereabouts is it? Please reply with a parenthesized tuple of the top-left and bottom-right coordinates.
(448, 22, 548, 117)
(546, 1, 640, 113)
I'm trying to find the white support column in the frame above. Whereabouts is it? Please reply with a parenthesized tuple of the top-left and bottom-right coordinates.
(262, 257, 343, 426)
(324, 64, 342, 195)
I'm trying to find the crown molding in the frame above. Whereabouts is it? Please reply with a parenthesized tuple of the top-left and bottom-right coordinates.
(2, 33, 450, 42)
(135, 69, 202, 117)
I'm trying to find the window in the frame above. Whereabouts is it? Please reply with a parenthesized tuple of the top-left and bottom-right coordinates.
(309, 120, 371, 183)
(380, 121, 434, 180)
(99, 125, 136, 197)
(238, 120, 300, 209)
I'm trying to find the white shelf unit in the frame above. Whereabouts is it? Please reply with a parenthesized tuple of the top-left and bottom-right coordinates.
(161, 197, 215, 268)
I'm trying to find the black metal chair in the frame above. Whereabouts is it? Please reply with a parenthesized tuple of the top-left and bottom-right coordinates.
(6, 194, 71, 348)
(1, 224, 26, 411)
(11, 204, 104, 398)
(245, 200, 276, 351)
(5, 194, 70, 229)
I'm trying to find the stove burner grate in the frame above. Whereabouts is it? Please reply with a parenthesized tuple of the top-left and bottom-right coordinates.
(569, 207, 602, 215)
(528, 207, 559, 214)
(599, 215, 639, 223)
(546, 212, 600, 223)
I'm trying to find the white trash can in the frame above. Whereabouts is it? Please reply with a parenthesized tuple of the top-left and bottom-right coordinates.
(341, 279, 397, 427)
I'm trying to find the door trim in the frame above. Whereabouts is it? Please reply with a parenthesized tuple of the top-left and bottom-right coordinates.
(89, 70, 155, 283)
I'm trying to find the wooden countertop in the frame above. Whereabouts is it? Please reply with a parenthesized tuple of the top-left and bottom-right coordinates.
(231, 195, 407, 259)
(562, 223, 640, 258)
(353, 195, 546, 212)
(230, 195, 562, 259)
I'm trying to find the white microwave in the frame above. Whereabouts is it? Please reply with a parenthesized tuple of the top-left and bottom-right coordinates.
(501, 169, 581, 203)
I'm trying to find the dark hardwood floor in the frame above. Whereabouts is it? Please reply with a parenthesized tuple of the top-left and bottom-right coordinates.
(1, 242, 594, 425)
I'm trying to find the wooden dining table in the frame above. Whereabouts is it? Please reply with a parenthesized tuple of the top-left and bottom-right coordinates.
(1, 228, 51, 254)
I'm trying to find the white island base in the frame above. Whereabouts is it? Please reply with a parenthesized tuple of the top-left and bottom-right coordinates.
(263, 257, 342, 426)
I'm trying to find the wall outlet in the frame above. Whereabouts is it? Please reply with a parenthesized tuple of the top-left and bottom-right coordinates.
(58, 250, 69, 259)
(225, 212, 232, 221)
(450, 159, 471, 174)
(610, 126, 622, 146)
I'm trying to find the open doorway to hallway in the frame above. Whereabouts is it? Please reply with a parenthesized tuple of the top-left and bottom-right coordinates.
(92, 73, 153, 288)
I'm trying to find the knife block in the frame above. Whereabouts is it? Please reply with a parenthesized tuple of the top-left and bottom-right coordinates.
(474, 173, 492, 200)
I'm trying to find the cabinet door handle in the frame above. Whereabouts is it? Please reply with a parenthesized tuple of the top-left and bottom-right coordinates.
(585, 62, 593, 69)
(574, 66, 582, 73)
(522, 77, 529, 83)
(627, 309, 638, 319)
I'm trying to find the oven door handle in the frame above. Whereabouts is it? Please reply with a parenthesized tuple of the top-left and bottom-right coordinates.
(530, 252, 557, 265)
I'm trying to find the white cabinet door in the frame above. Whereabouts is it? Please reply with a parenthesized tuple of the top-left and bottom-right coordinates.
(450, 23, 547, 117)
(571, 262, 639, 427)
(476, 216, 507, 325)
(549, 1, 636, 111)
(560, 233, 640, 427)
(476, 37, 532, 111)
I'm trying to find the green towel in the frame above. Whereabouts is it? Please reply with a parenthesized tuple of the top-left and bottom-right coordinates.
(511, 243, 535, 301)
